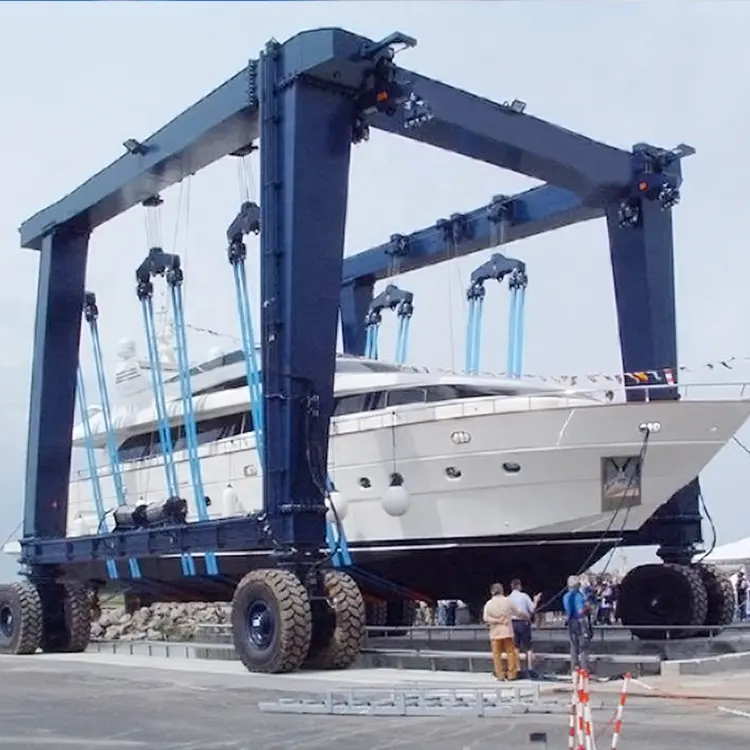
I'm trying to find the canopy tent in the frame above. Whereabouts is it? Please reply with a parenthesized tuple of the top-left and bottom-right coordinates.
(704, 536, 750, 569)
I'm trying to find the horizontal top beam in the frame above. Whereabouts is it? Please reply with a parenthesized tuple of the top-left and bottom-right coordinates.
(342, 184, 601, 285)
(20, 68, 258, 250)
(370, 69, 633, 200)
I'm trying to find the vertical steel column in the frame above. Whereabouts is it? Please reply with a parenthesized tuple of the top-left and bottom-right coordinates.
(340, 278, 373, 355)
(606, 197, 702, 561)
(259, 40, 355, 549)
(24, 227, 89, 540)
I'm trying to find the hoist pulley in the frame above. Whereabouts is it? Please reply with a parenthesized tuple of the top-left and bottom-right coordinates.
(364, 283, 414, 365)
(465, 252, 528, 378)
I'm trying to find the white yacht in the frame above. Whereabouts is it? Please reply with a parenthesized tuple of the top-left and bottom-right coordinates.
(61, 331, 750, 615)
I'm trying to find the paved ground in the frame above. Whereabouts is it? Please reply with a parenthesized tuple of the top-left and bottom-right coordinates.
(0, 653, 749, 749)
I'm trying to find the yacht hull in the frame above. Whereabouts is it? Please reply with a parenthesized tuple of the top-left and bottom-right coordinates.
(68, 395, 750, 543)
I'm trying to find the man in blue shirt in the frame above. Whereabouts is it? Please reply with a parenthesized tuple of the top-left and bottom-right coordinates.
(562, 575, 591, 674)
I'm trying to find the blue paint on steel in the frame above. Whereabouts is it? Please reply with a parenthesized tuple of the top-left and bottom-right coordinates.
(257, 35, 353, 549)
(24, 229, 89, 542)
(247, 599, 275, 650)
(0, 605, 13, 638)
(83, 293, 141, 579)
(17, 27, 700, 567)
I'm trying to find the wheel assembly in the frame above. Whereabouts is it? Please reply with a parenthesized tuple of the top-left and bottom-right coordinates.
(693, 562, 735, 629)
(0, 581, 43, 655)
(231, 568, 312, 674)
(304, 570, 365, 670)
(618, 562, 708, 640)
(38, 580, 92, 653)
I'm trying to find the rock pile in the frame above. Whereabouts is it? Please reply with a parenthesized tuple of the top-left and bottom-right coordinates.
(91, 602, 231, 642)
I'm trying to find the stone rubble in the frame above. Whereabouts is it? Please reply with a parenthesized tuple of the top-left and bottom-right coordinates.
(91, 602, 231, 642)
(91, 599, 433, 642)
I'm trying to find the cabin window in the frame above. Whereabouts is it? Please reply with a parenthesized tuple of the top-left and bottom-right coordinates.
(118, 433, 151, 462)
(385, 388, 428, 408)
(334, 391, 385, 416)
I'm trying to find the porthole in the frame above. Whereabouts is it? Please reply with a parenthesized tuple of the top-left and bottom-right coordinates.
(502, 462, 521, 474)
(445, 466, 462, 480)
(358, 477, 372, 489)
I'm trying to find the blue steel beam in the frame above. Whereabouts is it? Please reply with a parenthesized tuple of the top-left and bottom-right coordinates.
(20, 69, 259, 251)
(342, 185, 599, 284)
(369, 69, 633, 201)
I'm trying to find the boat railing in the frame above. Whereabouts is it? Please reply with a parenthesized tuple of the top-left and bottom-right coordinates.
(549, 380, 750, 405)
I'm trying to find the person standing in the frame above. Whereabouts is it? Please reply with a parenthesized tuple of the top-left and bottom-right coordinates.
(508, 578, 542, 674)
(483, 583, 523, 681)
(562, 575, 591, 674)
(736, 571, 748, 621)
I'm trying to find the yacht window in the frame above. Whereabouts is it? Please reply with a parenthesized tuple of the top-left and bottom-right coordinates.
(118, 433, 151, 462)
(334, 391, 384, 416)
(196, 416, 235, 446)
(171, 426, 187, 452)
(385, 388, 428, 408)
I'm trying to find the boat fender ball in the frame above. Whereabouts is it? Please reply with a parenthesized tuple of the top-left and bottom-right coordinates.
(222, 484, 240, 517)
(71, 513, 94, 537)
(325, 490, 349, 523)
(382, 474, 410, 517)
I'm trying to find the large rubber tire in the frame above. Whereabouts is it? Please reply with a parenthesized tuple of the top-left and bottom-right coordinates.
(39, 581, 92, 654)
(304, 571, 365, 670)
(231, 568, 311, 674)
(694, 563, 735, 629)
(0, 581, 43, 655)
(618, 563, 708, 640)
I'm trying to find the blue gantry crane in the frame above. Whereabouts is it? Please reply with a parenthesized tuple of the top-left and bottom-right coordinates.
(465, 253, 528, 377)
(1, 28, 711, 673)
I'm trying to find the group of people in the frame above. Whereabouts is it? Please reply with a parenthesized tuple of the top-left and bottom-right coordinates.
(482, 575, 596, 681)
(481, 579, 541, 680)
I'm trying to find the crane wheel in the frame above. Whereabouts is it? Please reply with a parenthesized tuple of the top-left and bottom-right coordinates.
(38, 581, 92, 653)
(0, 581, 43, 655)
(304, 570, 365, 670)
(231, 568, 311, 674)
(618, 563, 708, 640)
(693, 563, 735, 630)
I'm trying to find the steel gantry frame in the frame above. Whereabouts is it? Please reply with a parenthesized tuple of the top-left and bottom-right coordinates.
(18, 28, 698, 578)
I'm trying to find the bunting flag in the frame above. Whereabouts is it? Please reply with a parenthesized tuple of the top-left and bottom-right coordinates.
(515, 356, 742, 386)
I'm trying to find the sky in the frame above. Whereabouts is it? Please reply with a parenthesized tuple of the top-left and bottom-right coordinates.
(1, 1, 750, 580)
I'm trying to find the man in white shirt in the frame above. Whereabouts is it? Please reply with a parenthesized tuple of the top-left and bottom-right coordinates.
(508, 578, 542, 674)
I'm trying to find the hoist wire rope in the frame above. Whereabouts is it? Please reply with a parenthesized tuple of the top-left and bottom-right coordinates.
(77, 366, 118, 579)
(86, 309, 142, 578)
(169, 280, 219, 575)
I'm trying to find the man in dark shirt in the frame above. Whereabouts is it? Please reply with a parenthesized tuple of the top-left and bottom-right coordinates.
(562, 575, 591, 674)
(737, 571, 748, 621)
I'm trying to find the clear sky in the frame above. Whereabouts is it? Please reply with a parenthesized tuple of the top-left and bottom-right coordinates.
(1, 1, 750, 580)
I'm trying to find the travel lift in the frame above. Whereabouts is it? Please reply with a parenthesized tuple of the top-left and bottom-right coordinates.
(465, 253, 528, 377)
(0, 27, 729, 673)
(364, 284, 415, 364)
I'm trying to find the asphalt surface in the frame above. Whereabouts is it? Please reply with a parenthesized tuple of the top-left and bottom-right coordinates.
(0, 653, 748, 749)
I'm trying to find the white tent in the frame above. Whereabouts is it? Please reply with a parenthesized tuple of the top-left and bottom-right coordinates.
(704, 536, 750, 569)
